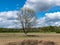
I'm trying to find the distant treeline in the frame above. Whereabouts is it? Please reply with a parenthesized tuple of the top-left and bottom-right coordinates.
(0, 26, 60, 33)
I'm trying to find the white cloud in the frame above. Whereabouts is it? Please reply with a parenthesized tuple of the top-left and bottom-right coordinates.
(37, 12, 60, 27)
(0, 11, 60, 28)
(45, 12, 60, 19)
(0, 11, 18, 19)
(0, 11, 21, 28)
(23, 0, 60, 12)
(54, 0, 60, 6)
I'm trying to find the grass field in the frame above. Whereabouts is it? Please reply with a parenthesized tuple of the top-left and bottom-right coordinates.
(0, 33, 60, 45)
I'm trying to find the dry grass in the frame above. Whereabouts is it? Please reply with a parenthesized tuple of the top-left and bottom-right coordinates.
(0, 33, 60, 45)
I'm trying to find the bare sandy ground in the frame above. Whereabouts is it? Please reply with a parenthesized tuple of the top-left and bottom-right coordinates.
(0, 33, 60, 45)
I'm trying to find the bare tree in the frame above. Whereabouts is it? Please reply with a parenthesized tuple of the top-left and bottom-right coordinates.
(17, 7, 37, 34)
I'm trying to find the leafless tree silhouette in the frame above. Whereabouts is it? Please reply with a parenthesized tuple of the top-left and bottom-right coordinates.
(17, 7, 37, 34)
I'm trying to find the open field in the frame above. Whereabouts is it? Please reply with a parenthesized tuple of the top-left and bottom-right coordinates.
(0, 33, 60, 45)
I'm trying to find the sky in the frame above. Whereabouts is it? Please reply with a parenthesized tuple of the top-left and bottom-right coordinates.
(0, 0, 60, 28)
(0, 0, 26, 12)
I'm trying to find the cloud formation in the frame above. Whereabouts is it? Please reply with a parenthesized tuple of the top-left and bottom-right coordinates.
(24, 0, 60, 11)
(0, 11, 21, 28)
(37, 12, 60, 27)
(0, 11, 60, 28)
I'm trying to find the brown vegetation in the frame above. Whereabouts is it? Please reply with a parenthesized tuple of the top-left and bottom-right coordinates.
(6, 40, 56, 45)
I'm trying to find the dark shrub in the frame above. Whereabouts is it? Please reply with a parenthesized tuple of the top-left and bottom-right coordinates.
(43, 41, 55, 45)
(6, 40, 56, 45)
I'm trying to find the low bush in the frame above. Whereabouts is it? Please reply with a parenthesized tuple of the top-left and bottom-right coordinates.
(6, 40, 56, 45)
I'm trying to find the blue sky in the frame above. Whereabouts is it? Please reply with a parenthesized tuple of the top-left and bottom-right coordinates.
(0, 0, 26, 12)
(37, 6, 60, 18)
(0, 0, 60, 28)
